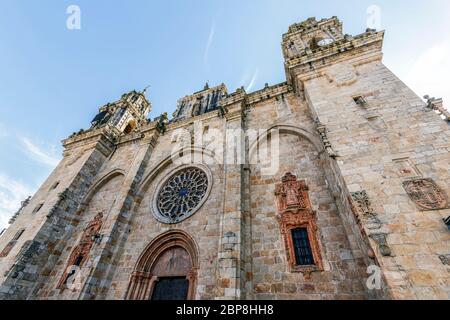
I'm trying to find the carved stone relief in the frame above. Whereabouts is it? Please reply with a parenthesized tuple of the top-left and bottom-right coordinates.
(58, 212, 104, 288)
(274, 173, 323, 277)
(402, 178, 448, 211)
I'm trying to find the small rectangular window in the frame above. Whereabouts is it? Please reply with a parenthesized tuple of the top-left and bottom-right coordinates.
(33, 203, 44, 214)
(13, 229, 25, 241)
(291, 228, 315, 266)
(51, 181, 60, 190)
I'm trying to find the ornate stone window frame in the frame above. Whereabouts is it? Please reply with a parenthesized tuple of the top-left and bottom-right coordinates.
(274, 173, 323, 277)
(281, 216, 323, 274)
(57, 212, 103, 289)
(151, 164, 213, 224)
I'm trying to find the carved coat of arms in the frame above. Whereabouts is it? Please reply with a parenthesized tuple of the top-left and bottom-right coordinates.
(402, 178, 448, 210)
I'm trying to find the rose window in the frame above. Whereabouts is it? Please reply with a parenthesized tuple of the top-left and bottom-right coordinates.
(155, 167, 209, 223)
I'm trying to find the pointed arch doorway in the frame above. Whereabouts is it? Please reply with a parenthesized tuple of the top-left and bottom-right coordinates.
(125, 230, 198, 300)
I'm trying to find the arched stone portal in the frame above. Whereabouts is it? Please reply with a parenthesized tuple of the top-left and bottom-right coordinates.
(125, 230, 198, 300)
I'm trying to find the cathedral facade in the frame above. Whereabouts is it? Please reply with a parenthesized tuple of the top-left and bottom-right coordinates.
(0, 17, 449, 300)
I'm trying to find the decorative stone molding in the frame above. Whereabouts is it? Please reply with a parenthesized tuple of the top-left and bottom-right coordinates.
(402, 178, 448, 211)
(8, 196, 31, 224)
(350, 191, 376, 217)
(125, 230, 198, 300)
(274, 173, 323, 277)
(348, 191, 385, 258)
(315, 120, 337, 158)
(151, 164, 212, 224)
(57, 212, 104, 289)
(424, 95, 449, 122)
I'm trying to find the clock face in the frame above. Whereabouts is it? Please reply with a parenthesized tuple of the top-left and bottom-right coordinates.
(317, 38, 334, 46)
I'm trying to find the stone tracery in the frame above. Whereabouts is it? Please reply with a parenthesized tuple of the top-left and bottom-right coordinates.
(155, 167, 209, 224)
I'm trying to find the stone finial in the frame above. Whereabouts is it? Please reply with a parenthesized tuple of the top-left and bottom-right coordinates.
(142, 85, 150, 95)
(156, 112, 169, 135)
(9, 196, 32, 224)
(424, 95, 449, 121)
(218, 104, 228, 118)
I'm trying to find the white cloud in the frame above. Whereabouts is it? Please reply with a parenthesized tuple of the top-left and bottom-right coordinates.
(405, 43, 450, 110)
(0, 174, 35, 230)
(246, 69, 259, 92)
(21, 137, 61, 167)
(204, 21, 216, 64)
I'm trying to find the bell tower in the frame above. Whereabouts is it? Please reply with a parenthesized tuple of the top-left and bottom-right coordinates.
(282, 16, 344, 59)
(281, 17, 450, 300)
(282, 16, 384, 93)
(90, 89, 151, 135)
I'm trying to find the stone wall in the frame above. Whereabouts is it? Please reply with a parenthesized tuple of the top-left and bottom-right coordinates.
(1, 16, 449, 300)
(244, 92, 369, 299)
(0, 132, 114, 299)
(302, 57, 450, 299)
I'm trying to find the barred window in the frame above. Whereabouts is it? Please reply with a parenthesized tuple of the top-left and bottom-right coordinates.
(291, 228, 315, 266)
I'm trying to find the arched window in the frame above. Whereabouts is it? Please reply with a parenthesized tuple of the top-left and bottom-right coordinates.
(123, 120, 137, 134)
(125, 230, 198, 300)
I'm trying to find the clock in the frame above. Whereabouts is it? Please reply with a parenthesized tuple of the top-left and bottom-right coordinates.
(317, 38, 334, 47)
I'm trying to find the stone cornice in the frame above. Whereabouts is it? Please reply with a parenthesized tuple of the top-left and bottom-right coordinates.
(283, 16, 342, 41)
(177, 83, 228, 104)
(63, 128, 114, 150)
(220, 90, 246, 108)
(285, 30, 384, 71)
(246, 82, 292, 105)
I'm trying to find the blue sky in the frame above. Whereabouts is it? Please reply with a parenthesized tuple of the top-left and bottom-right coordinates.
(0, 0, 449, 229)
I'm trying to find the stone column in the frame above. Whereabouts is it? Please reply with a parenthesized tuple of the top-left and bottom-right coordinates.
(215, 108, 246, 300)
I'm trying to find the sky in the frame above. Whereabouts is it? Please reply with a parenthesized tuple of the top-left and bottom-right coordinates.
(0, 0, 449, 230)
